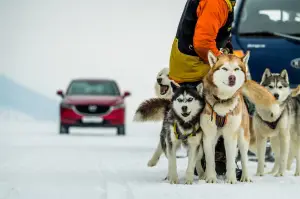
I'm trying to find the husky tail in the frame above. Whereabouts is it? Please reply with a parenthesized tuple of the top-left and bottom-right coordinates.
(133, 98, 171, 122)
(242, 80, 280, 115)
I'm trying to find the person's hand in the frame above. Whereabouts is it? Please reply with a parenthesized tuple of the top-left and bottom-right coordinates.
(220, 48, 230, 54)
(224, 40, 233, 53)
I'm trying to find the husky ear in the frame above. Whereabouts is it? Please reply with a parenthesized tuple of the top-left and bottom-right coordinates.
(280, 69, 289, 84)
(196, 82, 204, 96)
(242, 51, 250, 73)
(207, 50, 217, 68)
(260, 68, 271, 85)
(170, 80, 180, 93)
(242, 51, 250, 65)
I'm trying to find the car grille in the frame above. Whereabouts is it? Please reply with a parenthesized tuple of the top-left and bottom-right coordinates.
(75, 105, 110, 115)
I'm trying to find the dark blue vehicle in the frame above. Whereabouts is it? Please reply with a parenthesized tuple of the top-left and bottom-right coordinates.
(231, 0, 300, 88)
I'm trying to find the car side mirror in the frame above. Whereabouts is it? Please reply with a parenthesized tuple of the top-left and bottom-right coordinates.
(123, 91, 131, 98)
(56, 90, 64, 98)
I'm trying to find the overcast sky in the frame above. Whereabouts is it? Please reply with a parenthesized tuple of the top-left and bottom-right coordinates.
(0, 0, 187, 118)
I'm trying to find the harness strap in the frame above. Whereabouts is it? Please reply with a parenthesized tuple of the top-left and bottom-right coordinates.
(206, 102, 229, 128)
(257, 113, 283, 130)
(173, 122, 199, 140)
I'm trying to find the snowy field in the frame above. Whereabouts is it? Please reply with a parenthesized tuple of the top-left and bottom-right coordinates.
(0, 121, 300, 199)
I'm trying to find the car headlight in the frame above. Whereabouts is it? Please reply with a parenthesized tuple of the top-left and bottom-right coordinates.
(113, 103, 125, 109)
(60, 103, 73, 109)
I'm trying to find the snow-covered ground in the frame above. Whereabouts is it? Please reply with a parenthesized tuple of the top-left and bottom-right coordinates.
(0, 121, 299, 199)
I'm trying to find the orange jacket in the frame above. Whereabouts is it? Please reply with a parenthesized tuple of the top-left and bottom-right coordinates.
(193, 0, 232, 62)
(168, 0, 233, 83)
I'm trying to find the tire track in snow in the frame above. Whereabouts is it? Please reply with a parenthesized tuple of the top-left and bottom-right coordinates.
(97, 161, 135, 199)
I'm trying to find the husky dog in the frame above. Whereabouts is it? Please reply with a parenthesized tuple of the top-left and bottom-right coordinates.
(254, 68, 300, 177)
(200, 51, 280, 184)
(134, 82, 205, 184)
(147, 67, 174, 167)
(154, 67, 172, 99)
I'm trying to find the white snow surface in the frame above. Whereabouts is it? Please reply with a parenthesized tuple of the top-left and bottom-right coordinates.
(0, 121, 299, 199)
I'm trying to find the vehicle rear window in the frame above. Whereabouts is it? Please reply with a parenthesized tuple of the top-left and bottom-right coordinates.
(238, 0, 300, 35)
(66, 81, 120, 96)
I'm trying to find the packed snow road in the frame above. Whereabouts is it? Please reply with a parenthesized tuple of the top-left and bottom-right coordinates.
(0, 122, 299, 199)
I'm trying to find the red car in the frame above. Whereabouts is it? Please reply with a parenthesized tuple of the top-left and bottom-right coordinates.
(56, 78, 131, 135)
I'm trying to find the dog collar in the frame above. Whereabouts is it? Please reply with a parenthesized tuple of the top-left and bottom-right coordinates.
(173, 122, 200, 140)
(213, 95, 231, 103)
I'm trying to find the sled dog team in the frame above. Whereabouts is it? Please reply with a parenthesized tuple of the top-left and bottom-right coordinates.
(134, 51, 300, 184)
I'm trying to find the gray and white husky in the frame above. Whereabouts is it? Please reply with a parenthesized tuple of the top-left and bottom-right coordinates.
(254, 68, 300, 177)
(134, 81, 205, 184)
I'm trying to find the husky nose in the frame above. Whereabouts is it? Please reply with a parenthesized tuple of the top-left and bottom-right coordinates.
(228, 75, 236, 86)
(229, 75, 236, 82)
(274, 93, 279, 100)
(157, 78, 162, 84)
(181, 106, 188, 112)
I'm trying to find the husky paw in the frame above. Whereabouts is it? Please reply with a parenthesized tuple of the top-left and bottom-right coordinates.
(147, 159, 158, 167)
(169, 175, 179, 184)
(255, 171, 264, 176)
(274, 172, 285, 177)
(184, 179, 194, 185)
(294, 171, 300, 176)
(184, 172, 194, 185)
(169, 179, 179, 184)
(240, 175, 252, 183)
(205, 176, 217, 183)
(226, 175, 237, 184)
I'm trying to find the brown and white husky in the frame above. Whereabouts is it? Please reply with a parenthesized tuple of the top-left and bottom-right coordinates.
(199, 51, 280, 184)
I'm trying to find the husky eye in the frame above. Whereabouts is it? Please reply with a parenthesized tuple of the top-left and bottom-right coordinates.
(269, 85, 274, 89)
(187, 97, 194, 102)
(278, 86, 283, 89)
(234, 68, 240, 71)
(177, 98, 183, 103)
(222, 68, 228, 71)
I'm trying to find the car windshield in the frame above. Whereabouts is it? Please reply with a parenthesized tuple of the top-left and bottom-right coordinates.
(237, 0, 300, 35)
(66, 80, 120, 96)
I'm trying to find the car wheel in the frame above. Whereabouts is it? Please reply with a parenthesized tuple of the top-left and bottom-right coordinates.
(60, 124, 69, 134)
(117, 125, 125, 136)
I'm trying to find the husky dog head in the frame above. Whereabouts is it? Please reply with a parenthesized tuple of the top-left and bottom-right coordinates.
(260, 68, 290, 103)
(170, 81, 204, 122)
(154, 67, 172, 99)
(206, 50, 250, 99)
(133, 81, 204, 123)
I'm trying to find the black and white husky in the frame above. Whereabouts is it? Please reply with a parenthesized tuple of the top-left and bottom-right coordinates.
(254, 68, 300, 177)
(134, 81, 205, 184)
